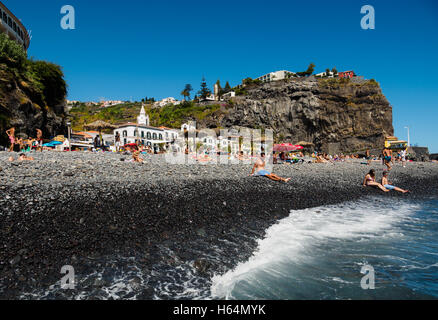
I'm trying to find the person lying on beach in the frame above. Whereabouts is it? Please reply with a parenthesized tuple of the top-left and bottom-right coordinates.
(238, 151, 248, 161)
(9, 154, 35, 162)
(250, 153, 291, 183)
(363, 169, 389, 192)
(315, 155, 328, 163)
(381, 171, 410, 193)
(132, 150, 143, 163)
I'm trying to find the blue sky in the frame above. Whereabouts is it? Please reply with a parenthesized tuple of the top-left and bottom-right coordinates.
(5, 0, 438, 151)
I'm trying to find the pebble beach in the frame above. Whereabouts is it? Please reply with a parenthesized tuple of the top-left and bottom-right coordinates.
(1, 151, 437, 299)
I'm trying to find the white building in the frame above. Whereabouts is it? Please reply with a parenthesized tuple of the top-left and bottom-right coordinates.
(101, 100, 124, 108)
(315, 71, 335, 78)
(0, 2, 30, 50)
(255, 70, 295, 83)
(154, 97, 181, 108)
(114, 106, 179, 148)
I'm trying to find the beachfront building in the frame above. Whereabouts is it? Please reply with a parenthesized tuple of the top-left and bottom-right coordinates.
(0, 1, 30, 50)
(114, 106, 178, 148)
(255, 70, 295, 83)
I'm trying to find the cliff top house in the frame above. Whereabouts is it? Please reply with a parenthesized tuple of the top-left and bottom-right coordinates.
(0, 1, 30, 50)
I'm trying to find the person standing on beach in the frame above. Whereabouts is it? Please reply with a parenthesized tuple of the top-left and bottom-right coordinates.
(115, 132, 121, 152)
(94, 135, 99, 151)
(250, 153, 291, 182)
(5, 127, 15, 152)
(366, 149, 371, 166)
(400, 149, 407, 168)
(383, 147, 392, 171)
(36, 129, 43, 152)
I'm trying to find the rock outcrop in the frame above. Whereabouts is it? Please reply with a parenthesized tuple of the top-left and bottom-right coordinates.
(202, 78, 393, 154)
(0, 63, 67, 146)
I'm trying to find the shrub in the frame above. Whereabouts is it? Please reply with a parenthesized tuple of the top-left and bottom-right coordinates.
(27, 60, 67, 107)
(0, 33, 27, 70)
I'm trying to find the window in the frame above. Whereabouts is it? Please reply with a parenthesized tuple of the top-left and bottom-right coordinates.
(0, 9, 2, 21)
(13, 22, 17, 32)
(141, 131, 144, 138)
(124, 138, 127, 145)
(8, 17, 12, 28)
(159, 134, 163, 140)
(123, 130, 127, 137)
(153, 133, 157, 140)
(3, 13, 7, 23)
(147, 132, 151, 139)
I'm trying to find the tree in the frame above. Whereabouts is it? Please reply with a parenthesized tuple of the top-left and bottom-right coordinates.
(224, 81, 232, 93)
(325, 68, 331, 77)
(306, 63, 315, 76)
(184, 84, 193, 100)
(296, 63, 316, 77)
(332, 67, 338, 77)
(215, 80, 223, 99)
(181, 89, 189, 101)
(198, 77, 211, 100)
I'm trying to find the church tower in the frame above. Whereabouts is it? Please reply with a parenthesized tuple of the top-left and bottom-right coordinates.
(137, 105, 150, 126)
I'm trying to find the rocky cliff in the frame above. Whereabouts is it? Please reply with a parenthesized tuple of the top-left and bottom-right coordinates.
(201, 78, 393, 154)
(0, 63, 67, 146)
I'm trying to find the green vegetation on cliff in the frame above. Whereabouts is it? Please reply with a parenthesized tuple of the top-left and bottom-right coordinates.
(0, 33, 67, 144)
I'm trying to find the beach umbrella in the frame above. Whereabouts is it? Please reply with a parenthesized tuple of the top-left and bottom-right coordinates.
(50, 141, 63, 145)
(296, 141, 314, 147)
(84, 120, 117, 133)
(84, 120, 117, 145)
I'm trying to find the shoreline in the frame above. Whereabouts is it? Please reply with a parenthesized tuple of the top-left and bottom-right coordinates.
(1, 152, 438, 299)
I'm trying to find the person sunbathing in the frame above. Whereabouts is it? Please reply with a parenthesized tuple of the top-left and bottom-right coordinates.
(132, 150, 143, 163)
(9, 154, 35, 162)
(315, 155, 328, 163)
(250, 153, 291, 182)
(363, 169, 389, 192)
(381, 171, 410, 193)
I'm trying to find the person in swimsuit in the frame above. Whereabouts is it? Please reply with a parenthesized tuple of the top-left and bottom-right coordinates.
(383, 148, 392, 171)
(36, 129, 43, 152)
(6, 127, 15, 152)
(250, 153, 291, 182)
(363, 169, 389, 192)
(381, 171, 409, 193)
(366, 149, 372, 166)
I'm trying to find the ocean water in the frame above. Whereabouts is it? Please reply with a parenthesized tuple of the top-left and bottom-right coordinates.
(211, 197, 438, 300)
(17, 197, 438, 300)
